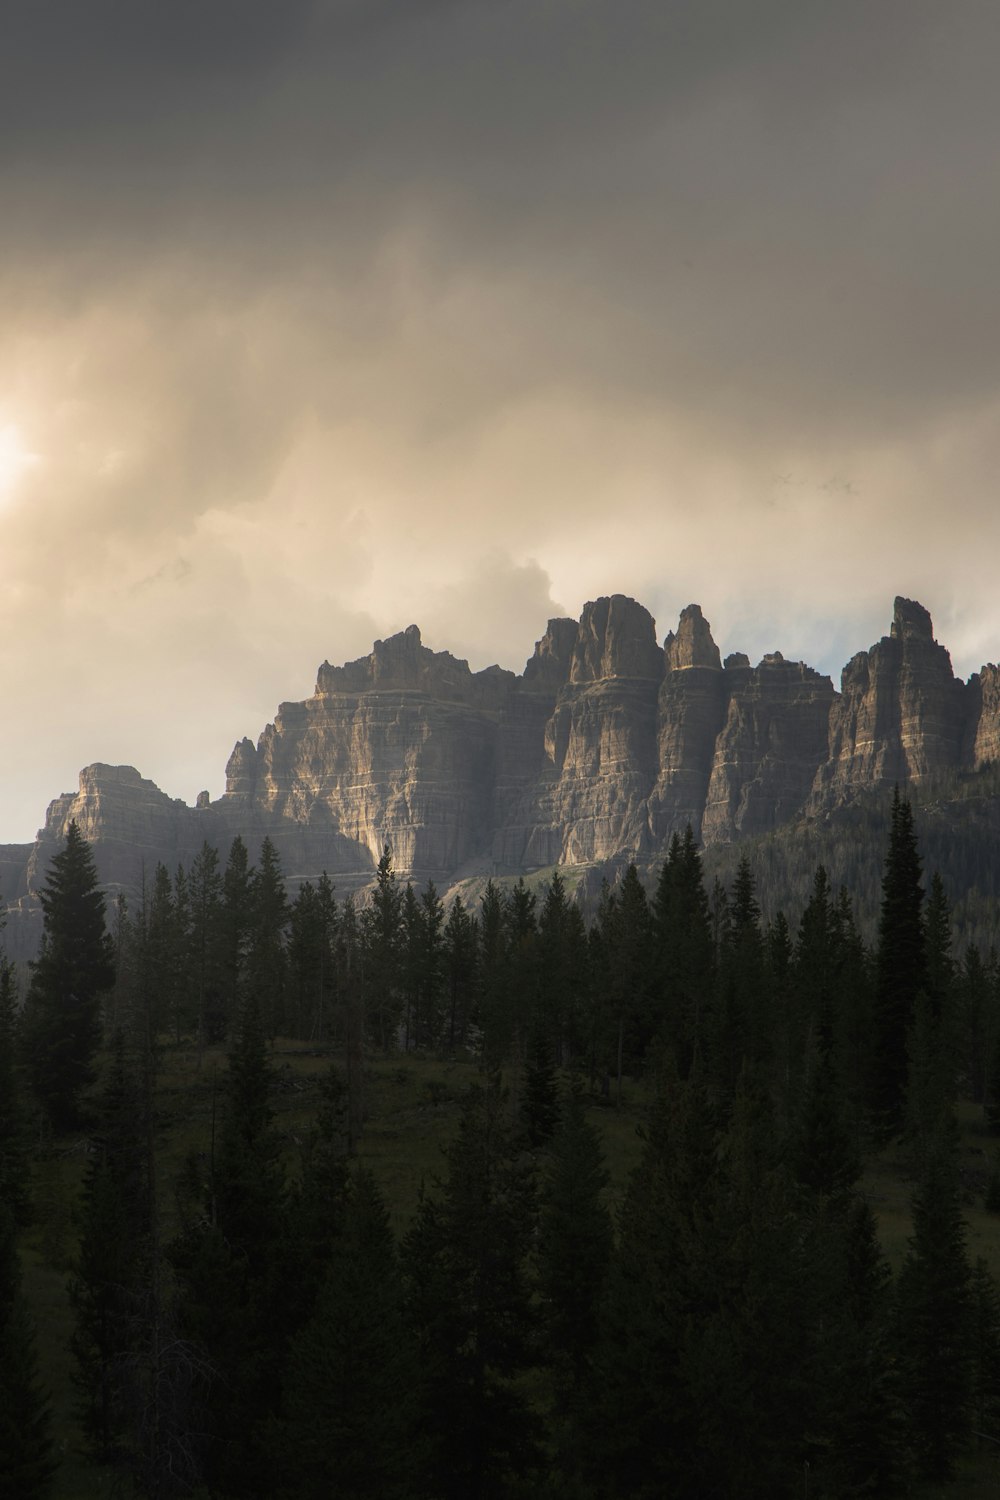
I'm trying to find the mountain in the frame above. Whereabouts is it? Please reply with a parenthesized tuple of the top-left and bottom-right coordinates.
(3, 594, 999, 958)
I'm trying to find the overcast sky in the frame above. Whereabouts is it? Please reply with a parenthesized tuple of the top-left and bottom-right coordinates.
(1, 0, 999, 841)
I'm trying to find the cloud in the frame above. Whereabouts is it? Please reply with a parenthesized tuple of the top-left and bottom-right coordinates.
(1, 1, 1000, 838)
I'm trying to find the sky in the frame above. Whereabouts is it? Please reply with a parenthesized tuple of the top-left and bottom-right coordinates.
(2, 0, 1000, 842)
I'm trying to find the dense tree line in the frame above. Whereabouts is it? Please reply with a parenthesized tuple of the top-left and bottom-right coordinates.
(2, 802, 1000, 1495)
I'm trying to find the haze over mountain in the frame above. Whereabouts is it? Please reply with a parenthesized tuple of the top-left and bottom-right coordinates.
(3, 592, 998, 960)
(3, 4, 1000, 841)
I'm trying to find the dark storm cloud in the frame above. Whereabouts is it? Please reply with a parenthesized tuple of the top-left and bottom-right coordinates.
(8, 0, 994, 440)
(2, 1, 1000, 838)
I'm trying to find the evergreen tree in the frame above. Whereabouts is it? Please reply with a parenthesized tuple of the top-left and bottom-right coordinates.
(521, 1012, 559, 1149)
(361, 845, 403, 1052)
(794, 1045, 861, 1198)
(186, 841, 226, 1058)
(580, 1073, 717, 1497)
(248, 836, 289, 1036)
(219, 835, 253, 1038)
(287, 875, 339, 1043)
(538, 870, 588, 1065)
(652, 826, 714, 1073)
(503, 878, 540, 1114)
(70, 1031, 153, 1464)
(147, 861, 183, 1042)
(872, 789, 926, 1135)
(924, 870, 956, 1027)
(962, 943, 996, 1113)
(400, 883, 423, 1052)
(0, 952, 31, 1224)
(403, 1078, 541, 1498)
(970, 1257, 1000, 1450)
(21, 821, 116, 1129)
(416, 881, 445, 1049)
(442, 896, 478, 1052)
(598, 865, 651, 1107)
(830, 886, 874, 1149)
(477, 880, 511, 1071)
(170, 996, 289, 1495)
(905, 985, 955, 1175)
(793, 864, 837, 1053)
(277, 1169, 417, 1500)
(894, 1138, 973, 1479)
(0, 1205, 54, 1497)
(284, 1065, 350, 1332)
(711, 856, 768, 1105)
(536, 1082, 612, 1403)
(339, 895, 365, 1151)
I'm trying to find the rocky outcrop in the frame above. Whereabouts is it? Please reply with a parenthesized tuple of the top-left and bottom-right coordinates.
(24, 764, 219, 894)
(651, 606, 727, 838)
(5, 594, 1000, 956)
(217, 627, 512, 884)
(809, 597, 970, 809)
(703, 655, 836, 841)
(507, 597, 664, 867)
(966, 663, 1000, 768)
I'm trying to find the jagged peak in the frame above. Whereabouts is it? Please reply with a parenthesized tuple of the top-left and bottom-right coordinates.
(523, 616, 577, 690)
(570, 595, 664, 683)
(891, 596, 934, 642)
(664, 604, 722, 671)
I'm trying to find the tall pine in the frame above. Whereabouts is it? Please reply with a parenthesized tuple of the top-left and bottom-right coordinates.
(21, 821, 116, 1129)
(872, 789, 926, 1136)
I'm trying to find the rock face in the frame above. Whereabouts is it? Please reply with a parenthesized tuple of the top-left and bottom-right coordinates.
(702, 654, 836, 842)
(809, 597, 971, 808)
(5, 594, 1000, 954)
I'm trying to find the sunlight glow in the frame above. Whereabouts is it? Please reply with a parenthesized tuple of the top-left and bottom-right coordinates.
(0, 421, 39, 501)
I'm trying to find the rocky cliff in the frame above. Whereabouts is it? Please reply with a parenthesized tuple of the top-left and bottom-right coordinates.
(4, 593, 999, 955)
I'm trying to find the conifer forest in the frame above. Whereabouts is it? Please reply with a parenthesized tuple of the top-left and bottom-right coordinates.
(4, 796, 1000, 1498)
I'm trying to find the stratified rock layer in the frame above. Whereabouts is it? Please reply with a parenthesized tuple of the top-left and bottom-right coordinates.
(809, 597, 970, 809)
(5, 594, 1000, 957)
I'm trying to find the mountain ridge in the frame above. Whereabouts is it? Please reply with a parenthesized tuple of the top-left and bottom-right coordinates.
(3, 593, 998, 958)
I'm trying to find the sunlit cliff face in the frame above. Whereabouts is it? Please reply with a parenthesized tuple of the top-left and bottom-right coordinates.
(1, 2, 999, 840)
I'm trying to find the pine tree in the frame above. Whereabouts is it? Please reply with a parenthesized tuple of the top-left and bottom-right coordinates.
(538, 870, 588, 1065)
(597, 865, 651, 1109)
(361, 845, 403, 1052)
(580, 1073, 717, 1497)
(477, 880, 511, 1071)
(0, 952, 31, 1224)
(186, 841, 226, 1058)
(276, 1169, 417, 1500)
(894, 1139, 973, 1479)
(170, 995, 289, 1495)
(69, 1032, 152, 1464)
(219, 835, 253, 1039)
(652, 826, 714, 1073)
(794, 1044, 861, 1198)
(284, 1065, 350, 1333)
(147, 862, 183, 1042)
(248, 837, 289, 1036)
(0, 1205, 54, 1497)
(503, 878, 540, 1115)
(872, 789, 926, 1135)
(21, 821, 116, 1129)
(970, 1258, 1000, 1450)
(287, 875, 339, 1043)
(521, 1012, 559, 1149)
(403, 1077, 541, 1498)
(711, 856, 768, 1105)
(536, 1082, 612, 1401)
(339, 895, 365, 1151)
(442, 896, 478, 1052)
